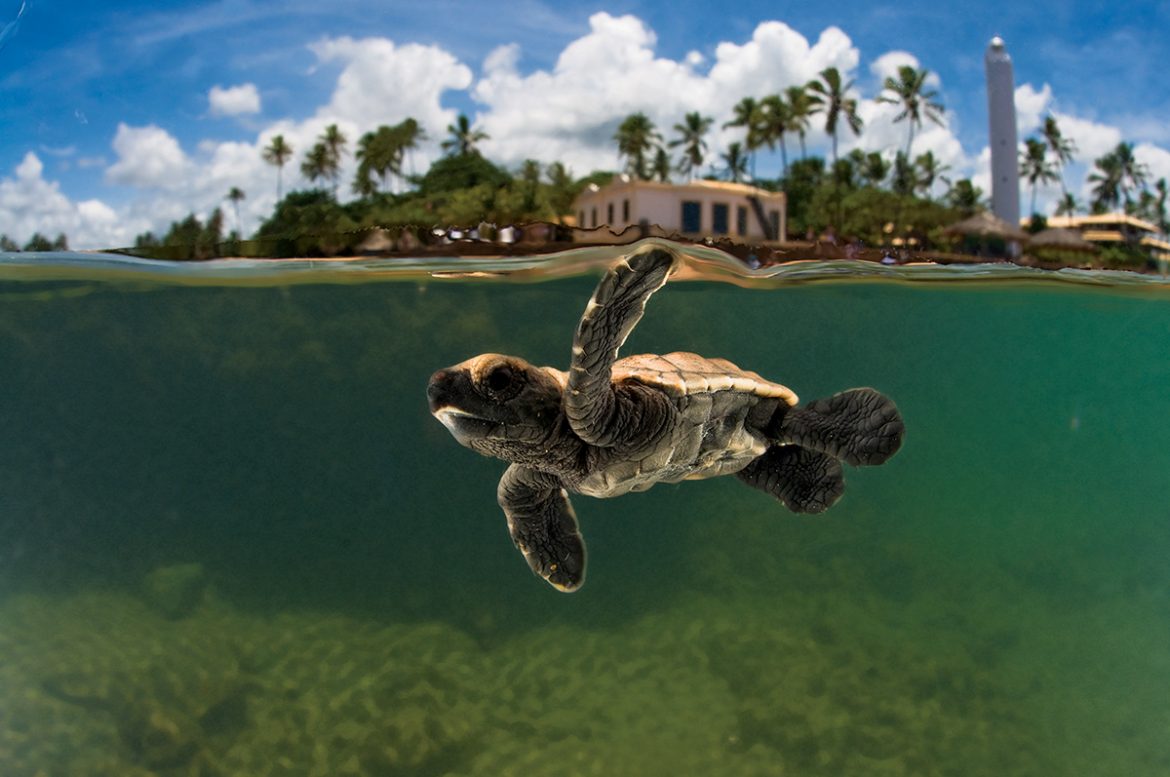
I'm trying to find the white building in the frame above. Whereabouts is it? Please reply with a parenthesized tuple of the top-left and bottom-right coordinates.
(572, 178, 787, 243)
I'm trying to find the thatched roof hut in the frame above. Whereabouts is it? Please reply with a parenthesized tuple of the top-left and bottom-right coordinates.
(1026, 227, 1099, 253)
(943, 211, 1029, 242)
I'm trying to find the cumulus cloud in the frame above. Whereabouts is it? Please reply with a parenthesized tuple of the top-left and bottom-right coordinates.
(1052, 111, 1122, 162)
(0, 153, 144, 248)
(208, 83, 261, 116)
(9, 13, 1170, 248)
(867, 50, 938, 89)
(473, 13, 859, 174)
(309, 36, 472, 132)
(1014, 83, 1052, 136)
(106, 123, 193, 189)
(1136, 144, 1170, 187)
(24, 36, 476, 248)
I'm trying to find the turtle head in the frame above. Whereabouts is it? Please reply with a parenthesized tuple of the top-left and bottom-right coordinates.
(427, 354, 567, 462)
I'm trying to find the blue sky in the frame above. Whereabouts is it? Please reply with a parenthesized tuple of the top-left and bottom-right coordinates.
(2, 0, 1169, 248)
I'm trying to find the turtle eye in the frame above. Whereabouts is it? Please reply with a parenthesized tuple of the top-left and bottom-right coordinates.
(484, 364, 520, 397)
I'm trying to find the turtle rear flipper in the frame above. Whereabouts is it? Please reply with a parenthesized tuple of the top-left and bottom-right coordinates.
(773, 388, 904, 466)
(737, 446, 845, 513)
(498, 465, 586, 592)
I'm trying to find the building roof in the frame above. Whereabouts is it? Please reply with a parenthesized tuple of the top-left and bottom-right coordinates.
(945, 210, 1028, 241)
(1041, 213, 1160, 233)
(581, 176, 782, 199)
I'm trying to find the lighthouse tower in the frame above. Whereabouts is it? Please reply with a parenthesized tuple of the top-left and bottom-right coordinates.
(985, 37, 1020, 226)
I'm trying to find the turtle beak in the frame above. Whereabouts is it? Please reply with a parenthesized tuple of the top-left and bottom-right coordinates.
(426, 368, 458, 414)
(427, 367, 496, 443)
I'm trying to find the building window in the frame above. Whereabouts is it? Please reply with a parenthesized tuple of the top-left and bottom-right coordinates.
(681, 201, 701, 233)
(737, 206, 748, 236)
(591, 208, 598, 228)
(607, 202, 614, 225)
(578, 211, 585, 227)
(622, 199, 630, 222)
(769, 210, 780, 240)
(712, 203, 729, 235)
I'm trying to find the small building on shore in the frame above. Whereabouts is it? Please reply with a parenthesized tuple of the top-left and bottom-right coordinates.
(572, 177, 786, 244)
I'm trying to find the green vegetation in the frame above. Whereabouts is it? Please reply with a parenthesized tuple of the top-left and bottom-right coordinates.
(0, 232, 68, 252)
(6, 68, 1166, 266)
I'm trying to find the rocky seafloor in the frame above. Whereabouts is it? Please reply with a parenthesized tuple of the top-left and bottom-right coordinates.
(2, 515, 1168, 777)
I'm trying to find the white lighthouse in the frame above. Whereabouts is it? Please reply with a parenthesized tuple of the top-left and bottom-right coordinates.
(985, 37, 1020, 226)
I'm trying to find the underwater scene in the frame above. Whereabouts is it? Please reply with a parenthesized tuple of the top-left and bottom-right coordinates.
(1, 241, 1169, 776)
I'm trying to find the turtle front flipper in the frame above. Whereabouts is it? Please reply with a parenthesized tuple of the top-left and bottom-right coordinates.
(565, 246, 677, 447)
(772, 387, 904, 466)
(498, 465, 586, 592)
(737, 445, 845, 513)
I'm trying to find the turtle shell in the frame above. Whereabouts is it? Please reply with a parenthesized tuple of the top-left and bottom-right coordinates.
(612, 352, 798, 406)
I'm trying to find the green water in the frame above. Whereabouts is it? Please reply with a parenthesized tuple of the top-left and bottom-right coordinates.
(1, 244, 1169, 776)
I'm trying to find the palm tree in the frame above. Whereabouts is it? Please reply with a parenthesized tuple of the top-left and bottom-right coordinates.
(807, 67, 864, 164)
(1054, 192, 1080, 217)
(759, 95, 791, 176)
(724, 97, 765, 179)
(1089, 151, 1123, 213)
(669, 111, 713, 181)
(914, 151, 950, 199)
(225, 187, 245, 235)
(1040, 115, 1076, 197)
(1114, 142, 1149, 208)
(946, 179, 983, 215)
(301, 142, 332, 190)
(1155, 178, 1169, 233)
(891, 151, 916, 196)
(545, 161, 576, 223)
(354, 125, 401, 195)
(262, 134, 293, 202)
(876, 65, 945, 157)
(651, 147, 672, 183)
(1020, 138, 1059, 216)
(784, 85, 814, 159)
(613, 112, 661, 180)
(515, 159, 542, 214)
(442, 113, 489, 156)
(319, 124, 348, 196)
(720, 142, 748, 183)
(392, 117, 426, 180)
(859, 151, 890, 188)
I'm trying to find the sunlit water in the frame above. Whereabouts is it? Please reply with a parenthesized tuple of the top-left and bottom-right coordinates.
(1, 240, 1168, 776)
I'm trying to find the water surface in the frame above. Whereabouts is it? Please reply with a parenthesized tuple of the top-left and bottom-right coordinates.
(1, 242, 1168, 776)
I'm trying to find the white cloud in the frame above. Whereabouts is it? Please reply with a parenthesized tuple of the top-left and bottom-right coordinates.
(867, 50, 939, 90)
(0, 152, 144, 248)
(38, 144, 77, 158)
(50, 35, 474, 247)
(309, 36, 472, 132)
(10, 14, 1170, 249)
(208, 83, 261, 116)
(106, 123, 193, 189)
(1053, 111, 1122, 162)
(472, 13, 859, 174)
(1136, 143, 1170, 185)
(16, 152, 43, 181)
(1014, 83, 1052, 136)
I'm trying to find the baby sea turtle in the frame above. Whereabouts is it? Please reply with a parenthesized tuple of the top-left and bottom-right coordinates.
(427, 246, 904, 591)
